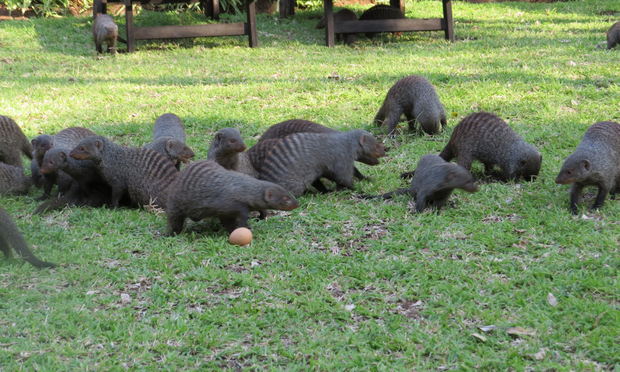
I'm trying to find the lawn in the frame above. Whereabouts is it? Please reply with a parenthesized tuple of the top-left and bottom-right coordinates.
(0, 0, 619, 370)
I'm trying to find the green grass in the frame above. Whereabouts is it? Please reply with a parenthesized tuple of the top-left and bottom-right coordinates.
(1, 0, 620, 370)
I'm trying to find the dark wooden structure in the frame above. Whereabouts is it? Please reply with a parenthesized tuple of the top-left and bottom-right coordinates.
(93, 0, 257, 53)
(280, 0, 454, 46)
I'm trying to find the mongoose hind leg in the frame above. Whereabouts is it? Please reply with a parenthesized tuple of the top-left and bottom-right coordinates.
(591, 185, 611, 210)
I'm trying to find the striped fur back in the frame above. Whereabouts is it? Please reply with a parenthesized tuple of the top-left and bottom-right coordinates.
(0, 115, 32, 166)
(55, 127, 96, 149)
(258, 120, 337, 142)
(259, 133, 310, 184)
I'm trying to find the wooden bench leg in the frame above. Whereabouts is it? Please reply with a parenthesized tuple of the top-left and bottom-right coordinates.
(324, 0, 334, 47)
(443, 0, 454, 42)
(247, 0, 257, 47)
(125, 0, 135, 53)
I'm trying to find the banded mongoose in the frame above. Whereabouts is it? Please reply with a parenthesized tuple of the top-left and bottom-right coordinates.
(374, 75, 447, 136)
(316, 9, 358, 46)
(143, 113, 193, 170)
(69, 136, 179, 210)
(207, 127, 258, 178)
(258, 130, 386, 197)
(93, 14, 118, 54)
(0, 163, 33, 196)
(0, 115, 32, 168)
(36, 127, 96, 201)
(555, 121, 620, 214)
(0, 205, 56, 269)
(34, 181, 120, 215)
(607, 21, 620, 49)
(166, 161, 300, 235)
(30, 134, 54, 188)
(439, 112, 542, 182)
(257, 119, 382, 180)
(40, 148, 105, 196)
(361, 154, 478, 213)
(358, 4, 406, 38)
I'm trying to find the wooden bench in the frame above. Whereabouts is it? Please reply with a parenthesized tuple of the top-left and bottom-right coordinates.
(93, 0, 258, 53)
(280, 0, 454, 47)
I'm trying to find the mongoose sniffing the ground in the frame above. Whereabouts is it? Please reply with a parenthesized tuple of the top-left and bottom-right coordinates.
(0, 163, 33, 196)
(257, 119, 381, 180)
(607, 21, 620, 49)
(69, 136, 178, 210)
(258, 130, 385, 197)
(0, 115, 32, 168)
(0, 205, 56, 268)
(93, 14, 118, 54)
(166, 161, 299, 235)
(361, 154, 478, 213)
(555, 121, 620, 214)
(359, 4, 406, 38)
(206, 128, 258, 177)
(374, 75, 447, 136)
(316, 9, 358, 45)
(439, 112, 542, 182)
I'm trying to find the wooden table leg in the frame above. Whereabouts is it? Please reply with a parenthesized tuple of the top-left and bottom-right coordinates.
(124, 0, 135, 53)
(247, 0, 257, 47)
(443, 0, 454, 42)
(324, 0, 334, 47)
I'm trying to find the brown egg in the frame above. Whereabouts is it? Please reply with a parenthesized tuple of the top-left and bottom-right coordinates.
(229, 227, 253, 246)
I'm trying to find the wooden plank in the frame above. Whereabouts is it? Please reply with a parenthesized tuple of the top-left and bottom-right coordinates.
(443, 0, 454, 42)
(247, 0, 257, 47)
(325, 0, 334, 47)
(334, 18, 446, 34)
(133, 23, 247, 39)
(125, 0, 135, 52)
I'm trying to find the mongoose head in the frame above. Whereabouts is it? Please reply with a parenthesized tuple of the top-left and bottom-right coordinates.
(316, 16, 327, 29)
(69, 136, 104, 161)
(164, 138, 195, 164)
(40, 148, 68, 174)
(507, 147, 542, 182)
(442, 164, 479, 193)
(207, 128, 247, 159)
(31, 134, 54, 158)
(358, 132, 386, 166)
(555, 158, 590, 185)
(264, 186, 300, 211)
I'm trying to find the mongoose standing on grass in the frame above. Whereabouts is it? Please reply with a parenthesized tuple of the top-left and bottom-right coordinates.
(36, 127, 95, 201)
(316, 9, 358, 46)
(93, 14, 118, 54)
(30, 134, 54, 188)
(0, 163, 33, 196)
(40, 148, 105, 196)
(143, 114, 193, 170)
(206, 127, 258, 178)
(358, 4, 406, 38)
(607, 21, 620, 49)
(374, 75, 447, 136)
(0, 115, 32, 168)
(69, 136, 178, 210)
(257, 119, 382, 180)
(361, 154, 478, 213)
(0, 205, 56, 269)
(166, 161, 300, 235)
(555, 121, 620, 214)
(439, 112, 542, 182)
(258, 130, 386, 197)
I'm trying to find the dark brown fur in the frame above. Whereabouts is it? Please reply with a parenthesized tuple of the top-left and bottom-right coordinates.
(0, 115, 32, 168)
(207, 127, 257, 178)
(40, 148, 105, 196)
(144, 113, 192, 170)
(30, 134, 54, 188)
(555, 121, 620, 214)
(93, 14, 118, 54)
(358, 4, 406, 38)
(316, 9, 358, 45)
(166, 161, 299, 235)
(607, 21, 620, 49)
(0, 205, 56, 268)
(69, 136, 178, 210)
(0, 163, 33, 196)
(439, 112, 542, 182)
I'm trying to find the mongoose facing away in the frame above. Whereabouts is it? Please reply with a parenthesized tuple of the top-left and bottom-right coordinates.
(36, 127, 95, 201)
(153, 113, 187, 143)
(607, 21, 620, 49)
(143, 137, 195, 171)
(374, 75, 447, 136)
(0, 205, 56, 268)
(358, 4, 406, 38)
(166, 161, 300, 235)
(316, 9, 358, 45)
(555, 121, 620, 214)
(259, 130, 386, 197)
(0, 115, 32, 168)
(93, 14, 118, 54)
(439, 112, 542, 182)
(207, 127, 258, 178)
(0, 163, 33, 196)
(257, 119, 382, 180)
(361, 154, 478, 213)
(69, 136, 178, 210)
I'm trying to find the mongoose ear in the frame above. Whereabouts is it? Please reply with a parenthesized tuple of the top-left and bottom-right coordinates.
(583, 159, 591, 170)
(60, 151, 67, 161)
(264, 188, 274, 202)
(359, 135, 368, 145)
(31, 139, 36, 146)
(215, 133, 222, 143)
(167, 140, 174, 151)
(446, 170, 457, 181)
(95, 140, 103, 150)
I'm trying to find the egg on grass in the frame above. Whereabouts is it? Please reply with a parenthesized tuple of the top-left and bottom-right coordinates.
(229, 227, 253, 246)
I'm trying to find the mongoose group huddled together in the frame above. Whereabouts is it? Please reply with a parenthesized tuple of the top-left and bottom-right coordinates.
(1, 71, 619, 269)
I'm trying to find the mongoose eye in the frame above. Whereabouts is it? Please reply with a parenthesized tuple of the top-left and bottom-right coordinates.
(567, 170, 572, 175)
